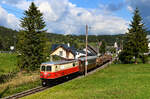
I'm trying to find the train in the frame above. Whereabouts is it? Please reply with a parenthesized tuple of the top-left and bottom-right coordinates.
(40, 55, 112, 86)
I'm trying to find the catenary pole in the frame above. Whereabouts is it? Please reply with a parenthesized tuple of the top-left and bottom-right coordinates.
(85, 24, 88, 76)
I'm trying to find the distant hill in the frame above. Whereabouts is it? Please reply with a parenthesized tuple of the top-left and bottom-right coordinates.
(0, 26, 124, 50)
(46, 33, 124, 47)
(0, 26, 18, 51)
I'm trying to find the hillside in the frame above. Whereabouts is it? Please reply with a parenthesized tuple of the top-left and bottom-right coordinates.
(23, 64, 150, 99)
(0, 26, 18, 51)
(0, 26, 124, 50)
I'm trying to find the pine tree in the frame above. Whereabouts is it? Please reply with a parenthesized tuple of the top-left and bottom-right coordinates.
(17, 2, 47, 71)
(99, 40, 107, 55)
(119, 8, 149, 64)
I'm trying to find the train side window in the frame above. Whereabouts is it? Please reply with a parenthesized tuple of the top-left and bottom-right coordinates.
(73, 63, 75, 66)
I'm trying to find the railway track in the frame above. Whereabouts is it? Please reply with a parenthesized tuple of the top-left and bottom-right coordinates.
(3, 58, 116, 99)
(3, 86, 49, 99)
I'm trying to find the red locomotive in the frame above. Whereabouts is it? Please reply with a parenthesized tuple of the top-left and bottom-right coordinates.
(40, 55, 111, 86)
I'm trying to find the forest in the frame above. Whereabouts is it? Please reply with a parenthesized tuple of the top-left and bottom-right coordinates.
(0, 25, 139, 51)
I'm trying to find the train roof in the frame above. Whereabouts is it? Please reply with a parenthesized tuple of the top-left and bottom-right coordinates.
(41, 56, 97, 65)
(41, 60, 77, 65)
(78, 56, 97, 61)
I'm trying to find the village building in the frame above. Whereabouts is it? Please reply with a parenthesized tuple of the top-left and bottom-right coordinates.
(50, 44, 76, 60)
(50, 44, 98, 60)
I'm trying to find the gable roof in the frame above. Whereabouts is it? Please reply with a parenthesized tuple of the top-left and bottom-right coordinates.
(51, 44, 77, 55)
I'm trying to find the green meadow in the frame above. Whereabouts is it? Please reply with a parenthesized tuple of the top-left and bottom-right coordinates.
(0, 53, 18, 75)
(23, 64, 150, 99)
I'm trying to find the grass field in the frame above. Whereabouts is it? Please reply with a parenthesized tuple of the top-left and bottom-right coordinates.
(0, 71, 40, 98)
(0, 53, 41, 98)
(23, 64, 150, 99)
(0, 53, 18, 75)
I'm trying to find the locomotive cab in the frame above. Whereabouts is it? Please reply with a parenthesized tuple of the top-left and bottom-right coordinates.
(40, 60, 79, 87)
(40, 65, 54, 79)
(40, 64, 56, 86)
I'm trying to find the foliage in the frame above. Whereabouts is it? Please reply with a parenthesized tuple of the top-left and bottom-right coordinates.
(0, 26, 17, 51)
(17, 2, 47, 71)
(140, 55, 148, 64)
(99, 40, 107, 55)
(0, 24, 125, 51)
(119, 8, 149, 64)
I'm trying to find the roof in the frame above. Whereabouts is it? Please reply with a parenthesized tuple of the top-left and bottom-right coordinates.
(87, 45, 98, 55)
(51, 44, 77, 55)
(77, 50, 86, 54)
(52, 44, 75, 51)
(41, 56, 97, 65)
(41, 60, 77, 65)
(79, 56, 97, 61)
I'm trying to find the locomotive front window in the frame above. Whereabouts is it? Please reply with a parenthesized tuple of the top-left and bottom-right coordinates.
(41, 66, 45, 71)
(46, 66, 52, 71)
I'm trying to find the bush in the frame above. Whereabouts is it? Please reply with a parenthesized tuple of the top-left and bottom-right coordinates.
(119, 51, 133, 64)
(140, 55, 148, 64)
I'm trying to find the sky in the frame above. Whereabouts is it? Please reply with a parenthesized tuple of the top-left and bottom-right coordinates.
(0, 0, 149, 35)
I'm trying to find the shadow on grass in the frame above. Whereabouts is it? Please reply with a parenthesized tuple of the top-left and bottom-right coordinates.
(0, 86, 9, 98)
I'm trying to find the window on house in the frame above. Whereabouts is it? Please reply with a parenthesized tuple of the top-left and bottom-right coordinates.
(59, 51, 63, 56)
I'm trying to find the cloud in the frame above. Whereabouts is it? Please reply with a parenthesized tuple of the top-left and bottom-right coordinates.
(0, 0, 129, 35)
(99, 2, 125, 12)
(0, 6, 19, 30)
(126, 0, 150, 28)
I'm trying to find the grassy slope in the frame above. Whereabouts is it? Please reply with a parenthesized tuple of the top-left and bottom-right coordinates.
(0, 53, 17, 75)
(0, 53, 41, 98)
(0, 72, 40, 98)
(23, 64, 150, 99)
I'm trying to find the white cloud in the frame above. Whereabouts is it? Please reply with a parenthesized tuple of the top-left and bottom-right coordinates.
(0, 6, 19, 30)
(0, 0, 129, 35)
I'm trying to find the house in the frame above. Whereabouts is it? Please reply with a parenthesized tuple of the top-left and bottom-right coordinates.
(51, 44, 76, 60)
(83, 45, 98, 56)
(50, 44, 98, 60)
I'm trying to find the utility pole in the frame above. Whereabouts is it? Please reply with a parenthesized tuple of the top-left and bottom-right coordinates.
(85, 24, 88, 76)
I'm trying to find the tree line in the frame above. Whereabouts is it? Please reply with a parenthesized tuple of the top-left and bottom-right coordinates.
(0, 27, 124, 51)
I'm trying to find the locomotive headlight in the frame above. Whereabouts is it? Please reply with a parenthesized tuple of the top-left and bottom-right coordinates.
(40, 73, 43, 76)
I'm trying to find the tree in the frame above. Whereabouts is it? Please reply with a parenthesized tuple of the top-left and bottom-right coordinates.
(17, 2, 47, 71)
(119, 8, 149, 64)
(99, 40, 107, 55)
